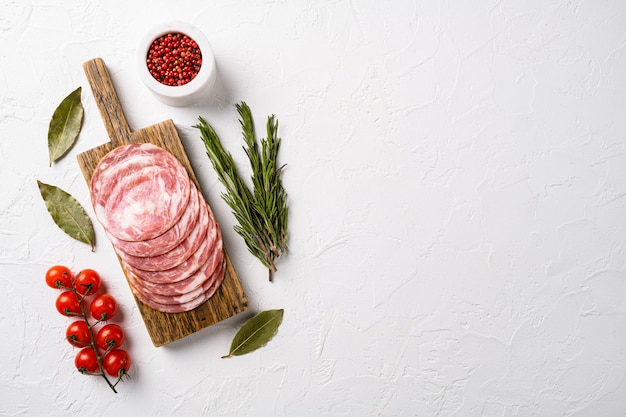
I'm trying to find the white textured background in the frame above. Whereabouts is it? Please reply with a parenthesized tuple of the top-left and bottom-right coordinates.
(2, 1, 626, 416)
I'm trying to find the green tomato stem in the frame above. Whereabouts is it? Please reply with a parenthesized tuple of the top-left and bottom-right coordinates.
(72, 284, 118, 394)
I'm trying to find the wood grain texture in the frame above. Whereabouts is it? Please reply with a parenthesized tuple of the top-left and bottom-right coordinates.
(77, 58, 248, 347)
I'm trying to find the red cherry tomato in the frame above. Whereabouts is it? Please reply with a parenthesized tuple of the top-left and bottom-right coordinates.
(74, 269, 102, 296)
(90, 293, 117, 321)
(55, 291, 81, 316)
(66, 321, 91, 347)
(45, 265, 73, 289)
(96, 323, 124, 351)
(102, 349, 131, 378)
(75, 347, 100, 374)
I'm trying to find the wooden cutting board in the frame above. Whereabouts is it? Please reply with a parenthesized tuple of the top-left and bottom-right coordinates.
(76, 58, 248, 347)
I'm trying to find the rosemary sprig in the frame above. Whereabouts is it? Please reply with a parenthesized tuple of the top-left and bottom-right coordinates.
(194, 102, 288, 281)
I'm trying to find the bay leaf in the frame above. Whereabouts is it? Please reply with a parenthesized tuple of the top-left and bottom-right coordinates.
(48, 87, 84, 166)
(37, 180, 95, 251)
(222, 309, 284, 358)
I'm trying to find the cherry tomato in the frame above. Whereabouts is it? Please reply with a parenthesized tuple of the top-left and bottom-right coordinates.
(55, 291, 81, 316)
(75, 347, 100, 374)
(66, 320, 91, 347)
(96, 323, 124, 351)
(74, 269, 102, 296)
(102, 349, 131, 378)
(45, 265, 73, 289)
(90, 293, 117, 321)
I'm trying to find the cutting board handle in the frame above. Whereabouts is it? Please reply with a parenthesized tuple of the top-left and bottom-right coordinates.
(83, 58, 132, 146)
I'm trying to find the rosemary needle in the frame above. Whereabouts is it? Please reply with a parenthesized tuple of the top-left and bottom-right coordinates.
(194, 102, 288, 281)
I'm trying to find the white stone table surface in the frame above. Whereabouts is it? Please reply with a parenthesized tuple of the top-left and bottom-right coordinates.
(2, 1, 626, 415)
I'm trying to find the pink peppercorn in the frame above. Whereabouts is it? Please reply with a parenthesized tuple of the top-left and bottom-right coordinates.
(146, 32, 202, 86)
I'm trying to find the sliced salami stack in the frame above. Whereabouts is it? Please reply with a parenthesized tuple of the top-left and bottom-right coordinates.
(90, 143, 225, 313)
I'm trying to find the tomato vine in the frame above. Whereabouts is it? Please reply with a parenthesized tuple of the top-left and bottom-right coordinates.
(46, 265, 131, 393)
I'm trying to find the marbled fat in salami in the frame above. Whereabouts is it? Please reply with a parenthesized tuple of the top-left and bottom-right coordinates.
(129, 281, 210, 313)
(126, 239, 224, 297)
(106, 181, 201, 257)
(91, 143, 191, 241)
(127, 258, 225, 313)
(125, 269, 205, 305)
(91, 143, 167, 205)
(203, 258, 226, 299)
(125, 209, 220, 284)
(116, 191, 210, 271)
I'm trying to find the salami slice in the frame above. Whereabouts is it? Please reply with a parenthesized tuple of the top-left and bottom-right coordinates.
(126, 242, 224, 296)
(91, 143, 191, 241)
(106, 181, 201, 257)
(125, 209, 221, 284)
(204, 258, 226, 299)
(116, 192, 210, 271)
(128, 260, 225, 313)
(91, 143, 167, 205)
(126, 269, 205, 305)
(129, 281, 209, 313)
